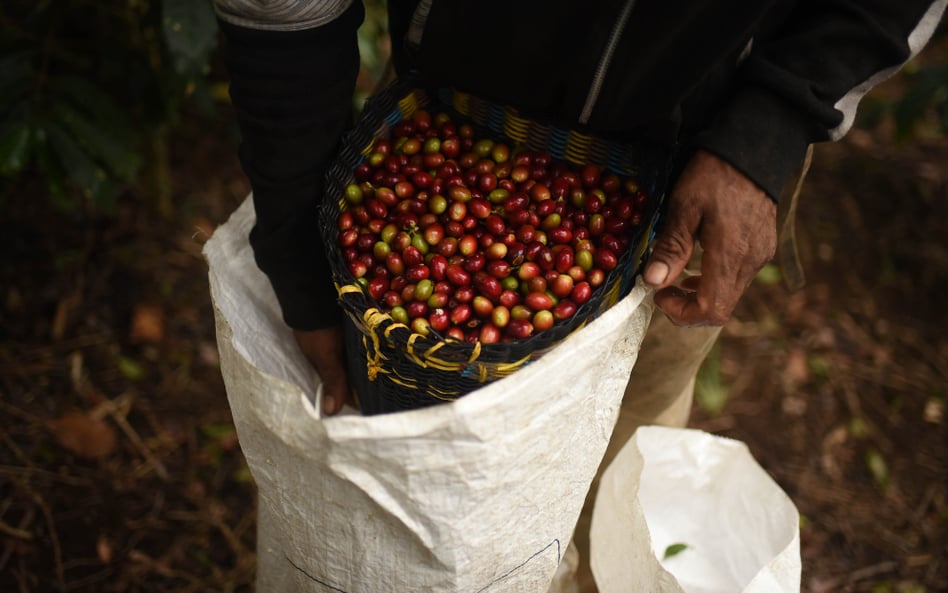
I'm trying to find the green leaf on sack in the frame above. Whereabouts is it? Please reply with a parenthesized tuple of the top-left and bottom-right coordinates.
(662, 543, 689, 560)
(162, 0, 219, 76)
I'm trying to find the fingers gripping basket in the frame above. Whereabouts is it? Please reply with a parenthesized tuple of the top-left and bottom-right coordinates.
(320, 79, 671, 415)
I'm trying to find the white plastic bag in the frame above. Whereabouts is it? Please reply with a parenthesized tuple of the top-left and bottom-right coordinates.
(205, 197, 654, 593)
(591, 426, 801, 593)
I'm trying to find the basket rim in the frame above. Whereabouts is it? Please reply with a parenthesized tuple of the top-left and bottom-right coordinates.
(319, 78, 671, 368)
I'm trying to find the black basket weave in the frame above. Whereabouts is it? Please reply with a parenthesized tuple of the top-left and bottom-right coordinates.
(319, 78, 671, 415)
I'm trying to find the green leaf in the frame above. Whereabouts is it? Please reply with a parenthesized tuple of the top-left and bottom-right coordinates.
(865, 448, 890, 490)
(46, 121, 108, 201)
(0, 51, 33, 111)
(201, 423, 236, 441)
(52, 101, 141, 182)
(161, 0, 218, 76)
(662, 542, 689, 560)
(47, 76, 129, 131)
(31, 126, 71, 211)
(939, 99, 948, 135)
(848, 416, 870, 439)
(893, 65, 948, 140)
(0, 120, 32, 175)
(696, 346, 728, 415)
(755, 263, 782, 286)
(233, 462, 254, 484)
(116, 356, 146, 381)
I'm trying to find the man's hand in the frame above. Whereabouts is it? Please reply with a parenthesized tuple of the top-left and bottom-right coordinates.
(643, 149, 777, 326)
(294, 325, 351, 415)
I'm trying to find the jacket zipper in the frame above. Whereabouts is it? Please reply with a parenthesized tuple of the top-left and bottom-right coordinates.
(578, 0, 638, 125)
(406, 0, 434, 50)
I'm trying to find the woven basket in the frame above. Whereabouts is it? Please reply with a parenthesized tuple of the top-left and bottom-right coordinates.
(320, 78, 671, 415)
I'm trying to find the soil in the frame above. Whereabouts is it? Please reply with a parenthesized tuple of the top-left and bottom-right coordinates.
(1, 59, 946, 593)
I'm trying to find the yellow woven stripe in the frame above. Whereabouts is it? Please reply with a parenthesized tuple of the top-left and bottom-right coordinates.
(363, 308, 390, 332)
(338, 283, 364, 297)
(490, 354, 532, 376)
(405, 333, 427, 368)
(390, 366, 420, 388)
(453, 90, 471, 116)
(384, 323, 409, 340)
(425, 358, 464, 372)
(503, 108, 529, 143)
(388, 374, 418, 389)
(398, 91, 418, 120)
(360, 137, 376, 157)
(467, 341, 481, 363)
(362, 334, 388, 381)
(426, 389, 461, 402)
(565, 130, 593, 165)
(423, 341, 445, 358)
(426, 384, 460, 397)
(419, 342, 465, 372)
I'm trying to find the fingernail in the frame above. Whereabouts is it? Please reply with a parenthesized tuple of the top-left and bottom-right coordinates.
(322, 395, 337, 415)
(644, 262, 669, 286)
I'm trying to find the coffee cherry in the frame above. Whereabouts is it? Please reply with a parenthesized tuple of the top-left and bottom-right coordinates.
(336, 108, 653, 344)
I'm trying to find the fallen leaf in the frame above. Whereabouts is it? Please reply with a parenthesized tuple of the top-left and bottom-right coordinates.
(130, 304, 164, 343)
(96, 533, 113, 563)
(47, 411, 118, 459)
(865, 448, 890, 491)
(923, 397, 944, 424)
(662, 542, 689, 560)
(117, 356, 146, 381)
(191, 217, 216, 243)
(782, 347, 811, 392)
(198, 341, 220, 366)
(820, 425, 849, 480)
(51, 290, 82, 341)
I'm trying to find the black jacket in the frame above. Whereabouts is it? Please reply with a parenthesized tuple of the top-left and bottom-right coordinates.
(217, 0, 945, 330)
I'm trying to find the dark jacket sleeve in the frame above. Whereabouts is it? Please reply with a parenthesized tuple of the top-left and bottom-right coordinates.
(218, 1, 364, 330)
(694, 0, 946, 201)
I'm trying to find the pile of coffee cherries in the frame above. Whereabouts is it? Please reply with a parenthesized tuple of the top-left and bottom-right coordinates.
(336, 109, 650, 344)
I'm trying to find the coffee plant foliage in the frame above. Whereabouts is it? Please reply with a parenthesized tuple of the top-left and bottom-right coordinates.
(0, 0, 220, 214)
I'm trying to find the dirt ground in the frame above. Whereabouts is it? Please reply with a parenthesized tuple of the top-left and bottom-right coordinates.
(2, 58, 947, 593)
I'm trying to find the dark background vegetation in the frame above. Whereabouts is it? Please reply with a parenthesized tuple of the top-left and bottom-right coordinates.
(0, 2, 946, 592)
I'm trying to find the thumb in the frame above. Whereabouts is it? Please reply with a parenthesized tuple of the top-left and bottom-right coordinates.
(643, 198, 699, 289)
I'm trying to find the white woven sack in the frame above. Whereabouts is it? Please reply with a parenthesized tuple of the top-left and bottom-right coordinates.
(205, 197, 654, 593)
(591, 426, 802, 593)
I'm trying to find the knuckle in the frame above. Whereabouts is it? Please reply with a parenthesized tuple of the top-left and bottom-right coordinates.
(655, 228, 693, 259)
(707, 302, 732, 326)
